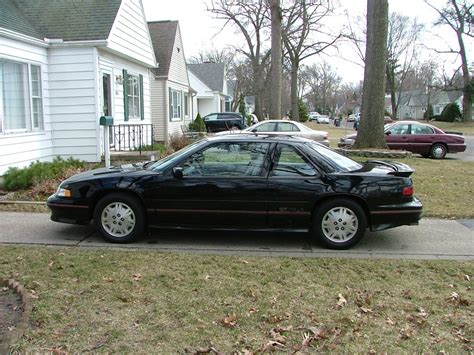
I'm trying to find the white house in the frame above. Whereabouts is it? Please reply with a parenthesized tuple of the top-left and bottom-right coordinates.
(148, 21, 193, 144)
(187, 63, 230, 118)
(0, 0, 157, 174)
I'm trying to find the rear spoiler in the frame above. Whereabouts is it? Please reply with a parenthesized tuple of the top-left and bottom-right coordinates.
(444, 131, 463, 135)
(366, 160, 414, 177)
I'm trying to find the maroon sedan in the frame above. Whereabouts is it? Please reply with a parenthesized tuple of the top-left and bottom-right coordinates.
(339, 121, 466, 159)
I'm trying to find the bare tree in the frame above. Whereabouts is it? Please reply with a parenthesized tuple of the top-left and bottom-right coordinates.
(187, 48, 235, 69)
(208, 0, 271, 119)
(300, 62, 341, 114)
(386, 13, 423, 119)
(425, 0, 473, 122)
(281, 0, 340, 121)
(270, 0, 282, 119)
(353, 0, 389, 149)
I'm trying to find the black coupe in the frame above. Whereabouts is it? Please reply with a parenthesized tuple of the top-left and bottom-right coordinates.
(47, 135, 422, 249)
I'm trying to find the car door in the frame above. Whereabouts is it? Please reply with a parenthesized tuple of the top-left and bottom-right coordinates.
(148, 141, 271, 228)
(385, 122, 410, 150)
(409, 123, 435, 155)
(267, 143, 326, 228)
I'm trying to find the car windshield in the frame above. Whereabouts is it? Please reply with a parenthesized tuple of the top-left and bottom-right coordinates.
(148, 140, 205, 172)
(305, 141, 362, 172)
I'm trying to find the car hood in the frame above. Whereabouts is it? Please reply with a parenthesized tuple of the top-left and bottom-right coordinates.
(63, 162, 155, 183)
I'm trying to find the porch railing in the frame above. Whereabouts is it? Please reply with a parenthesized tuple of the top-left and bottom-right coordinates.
(109, 124, 153, 154)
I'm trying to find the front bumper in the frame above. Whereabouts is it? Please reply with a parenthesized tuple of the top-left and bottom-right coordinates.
(369, 196, 423, 232)
(47, 195, 91, 225)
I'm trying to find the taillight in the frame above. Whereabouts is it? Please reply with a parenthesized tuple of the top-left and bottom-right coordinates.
(402, 186, 413, 196)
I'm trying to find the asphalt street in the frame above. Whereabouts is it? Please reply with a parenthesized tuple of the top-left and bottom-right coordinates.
(0, 212, 472, 261)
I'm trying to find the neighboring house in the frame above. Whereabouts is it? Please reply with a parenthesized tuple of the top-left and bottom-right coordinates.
(188, 62, 230, 118)
(0, 0, 156, 174)
(389, 89, 461, 120)
(148, 20, 193, 144)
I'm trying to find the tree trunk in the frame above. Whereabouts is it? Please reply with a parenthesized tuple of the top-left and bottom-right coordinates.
(353, 0, 389, 149)
(457, 30, 472, 122)
(290, 60, 299, 121)
(252, 61, 264, 119)
(386, 62, 397, 119)
(270, 0, 282, 120)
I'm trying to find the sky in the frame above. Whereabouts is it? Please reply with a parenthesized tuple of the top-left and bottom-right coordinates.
(142, 0, 472, 84)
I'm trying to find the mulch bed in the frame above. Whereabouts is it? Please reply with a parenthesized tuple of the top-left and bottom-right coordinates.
(0, 280, 31, 353)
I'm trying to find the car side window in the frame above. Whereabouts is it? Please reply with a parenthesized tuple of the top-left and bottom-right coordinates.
(254, 122, 277, 132)
(205, 114, 218, 121)
(411, 124, 434, 135)
(271, 144, 318, 177)
(277, 122, 300, 132)
(181, 142, 270, 177)
(389, 123, 410, 135)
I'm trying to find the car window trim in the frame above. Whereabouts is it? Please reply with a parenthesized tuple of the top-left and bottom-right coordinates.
(171, 140, 273, 179)
(268, 143, 321, 179)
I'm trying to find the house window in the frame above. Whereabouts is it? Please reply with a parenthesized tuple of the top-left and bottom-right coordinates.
(0, 60, 43, 134)
(169, 89, 182, 120)
(127, 74, 141, 119)
(184, 93, 189, 117)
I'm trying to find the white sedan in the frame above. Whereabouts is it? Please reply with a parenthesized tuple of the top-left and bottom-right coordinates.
(215, 119, 329, 146)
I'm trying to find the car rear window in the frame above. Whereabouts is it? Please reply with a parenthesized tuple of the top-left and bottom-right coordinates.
(304, 142, 362, 172)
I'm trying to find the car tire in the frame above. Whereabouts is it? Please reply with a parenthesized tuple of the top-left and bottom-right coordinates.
(430, 143, 447, 159)
(312, 198, 366, 249)
(94, 193, 145, 243)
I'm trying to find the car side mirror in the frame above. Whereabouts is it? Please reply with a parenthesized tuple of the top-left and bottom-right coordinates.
(172, 167, 183, 179)
(251, 129, 257, 133)
(385, 131, 391, 136)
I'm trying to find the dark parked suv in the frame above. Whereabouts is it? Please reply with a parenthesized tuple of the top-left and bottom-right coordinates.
(203, 112, 246, 133)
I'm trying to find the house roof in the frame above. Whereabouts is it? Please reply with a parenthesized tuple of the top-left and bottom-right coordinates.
(188, 62, 225, 92)
(147, 21, 178, 77)
(0, 0, 121, 41)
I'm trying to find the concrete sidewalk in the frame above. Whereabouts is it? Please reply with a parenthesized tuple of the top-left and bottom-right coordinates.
(0, 212, 472, 260)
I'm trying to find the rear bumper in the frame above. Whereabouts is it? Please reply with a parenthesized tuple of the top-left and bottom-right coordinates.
(448, 144, 466, 153)
(47, 195, 91, 225)
(369, 196, 423, 232)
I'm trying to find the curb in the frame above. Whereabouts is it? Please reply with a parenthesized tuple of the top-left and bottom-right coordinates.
(0, 279, 32, 353)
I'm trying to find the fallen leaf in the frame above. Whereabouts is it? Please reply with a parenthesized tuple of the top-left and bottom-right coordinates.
(205, 275, 211, 280)
(334, 293, 347, 309)
(102, 276, 114, 283)
(464, 274, 470, 282)
(261, 340, 285, 352)
(360, 307, 373, 314)
(220, 313, 237, 328)
(8, 326, 15, 331)
(132, 273, 143, 281)
(1, 287, 9, 292)
(270, 329, 286, 344)
(399, 325, 414, 340)
(386, 317, 395, 325)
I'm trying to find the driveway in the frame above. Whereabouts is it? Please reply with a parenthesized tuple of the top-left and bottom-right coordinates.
(0, 212, 472, 261)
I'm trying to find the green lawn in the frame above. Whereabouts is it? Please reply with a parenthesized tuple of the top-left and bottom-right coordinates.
(1, 246, 472, 353)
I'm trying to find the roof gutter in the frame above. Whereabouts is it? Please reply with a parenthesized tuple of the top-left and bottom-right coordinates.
(44, 38, 108, 47)
(0, 28, 48, 47)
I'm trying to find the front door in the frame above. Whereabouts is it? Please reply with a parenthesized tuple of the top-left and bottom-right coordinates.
(149, 141, 271, 228)
(267, 143, 325, 228)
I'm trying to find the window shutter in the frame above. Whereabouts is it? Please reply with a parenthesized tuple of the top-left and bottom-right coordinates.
(139, 74, 144, 120)
(123, 69, 129, 121)
(169, 88, 172, 121)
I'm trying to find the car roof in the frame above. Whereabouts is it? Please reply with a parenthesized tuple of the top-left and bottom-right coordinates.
(205, 133, 312, 144)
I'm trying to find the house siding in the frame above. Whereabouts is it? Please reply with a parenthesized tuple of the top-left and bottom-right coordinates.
(0, 36, 53, 174)
(107, 0, 156, 67)
(168, 26, 189, 86)
(48, 46, 99, 162)
(151, 78, 166, 142)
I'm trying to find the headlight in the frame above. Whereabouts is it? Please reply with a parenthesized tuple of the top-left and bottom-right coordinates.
(56, 188, 72, 198)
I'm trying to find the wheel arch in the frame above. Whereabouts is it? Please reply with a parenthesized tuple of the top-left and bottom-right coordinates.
(311, 194, 371, 227)
(88, 189, 146, 220)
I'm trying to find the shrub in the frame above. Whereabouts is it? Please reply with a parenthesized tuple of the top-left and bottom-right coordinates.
(298, 99, 309, 122)
(169, 134, 192, 152)
(189, 113, 206, 132)
(437, 102, 462, 122)
(3, 157, 86, 191)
